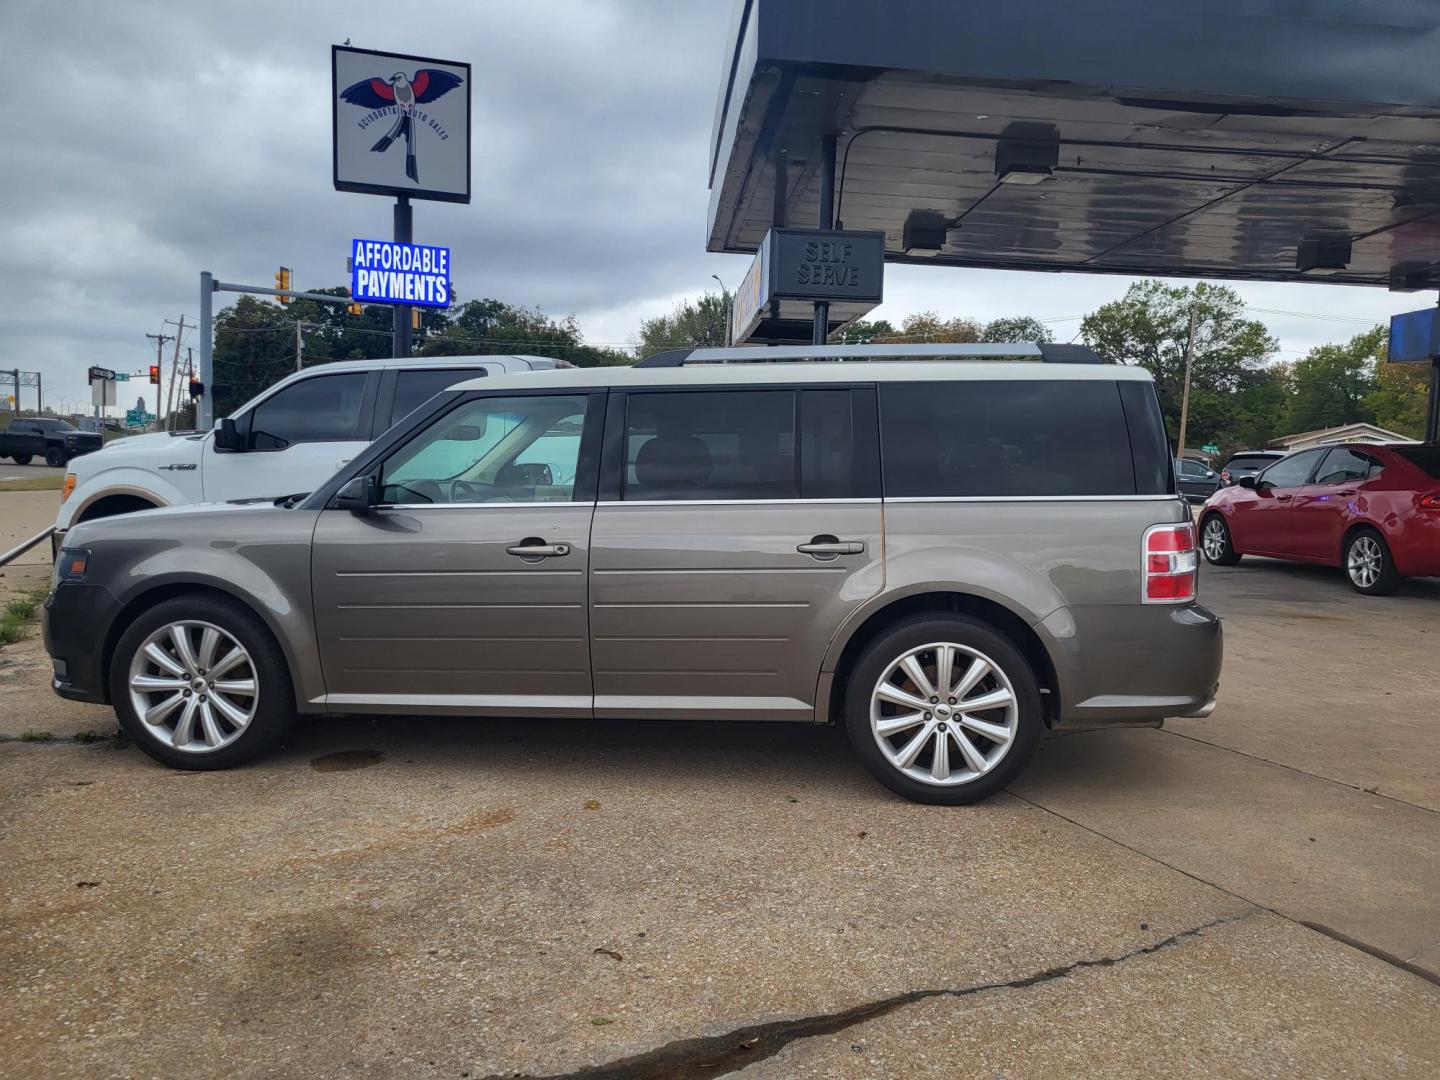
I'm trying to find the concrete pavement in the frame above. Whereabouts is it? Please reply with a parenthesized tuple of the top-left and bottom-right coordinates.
(0, 526, 1437, 1077)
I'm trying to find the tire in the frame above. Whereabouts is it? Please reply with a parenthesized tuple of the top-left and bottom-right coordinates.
(843, 615, 1043, 805)
(11, 454, 31, 465)
(1343, 528, 1401, 596)
(108, 594, 296, 770)
(44, 447, 66, 468)
(1200, 514, 1242, 566)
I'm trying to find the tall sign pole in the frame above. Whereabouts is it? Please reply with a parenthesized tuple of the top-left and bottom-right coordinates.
(332, 45, 470, 359)
(199, 271, 214, 430)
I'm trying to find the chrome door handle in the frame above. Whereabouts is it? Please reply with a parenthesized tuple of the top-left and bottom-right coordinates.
(797, 539, 866, 556)
(1275, 494, 1293, 502)
(506, 542, 571, 558)
(1334, 489, 1357, 496)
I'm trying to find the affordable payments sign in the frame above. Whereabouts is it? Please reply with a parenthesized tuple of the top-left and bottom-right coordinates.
(350, 239, 451, 308)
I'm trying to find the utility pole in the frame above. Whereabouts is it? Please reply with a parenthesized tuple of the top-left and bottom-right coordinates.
(163, 316, 189, 429)
(1176, 306, 1198, 458)
(146, 332, 173, 430)
(295, 319, 304, 371)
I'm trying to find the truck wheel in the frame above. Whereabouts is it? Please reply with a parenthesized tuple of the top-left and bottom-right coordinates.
(843, 615, 1043, 805)
(108, 594, 296, 770)
(45, 447, 66, 468)
(11, 455, 31, 465)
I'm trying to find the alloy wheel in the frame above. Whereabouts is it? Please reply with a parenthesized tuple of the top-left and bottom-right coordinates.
(1202, 518, 1228, 562)
(869, 642, 1018, 787)
(126, 620, 258, 752)
(1347, 536, 1382, 590)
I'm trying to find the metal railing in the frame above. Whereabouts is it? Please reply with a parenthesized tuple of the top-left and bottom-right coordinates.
(0, 527, 55, 569)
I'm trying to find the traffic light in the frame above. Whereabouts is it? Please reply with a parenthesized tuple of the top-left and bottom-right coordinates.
(346, 301, 364, 316)
(412, 308, 422, 331)
(148, 365, 160, 385)
(188, 379, 203, 400)
(274, 266, 292, 305)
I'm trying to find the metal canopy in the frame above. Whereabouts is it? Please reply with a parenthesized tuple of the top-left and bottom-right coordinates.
(708, 0, 1440, 289)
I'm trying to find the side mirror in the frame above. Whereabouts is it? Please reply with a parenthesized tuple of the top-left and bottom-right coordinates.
(213, 417, 244, 452)
(1237, 475, 1257, 490)
(334, 475, 379, 514)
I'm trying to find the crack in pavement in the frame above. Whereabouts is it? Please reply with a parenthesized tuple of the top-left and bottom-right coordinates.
(482, 912, 1253, 1080)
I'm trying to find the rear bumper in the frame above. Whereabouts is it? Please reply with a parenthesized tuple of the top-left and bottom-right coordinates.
(43, 583, 121, 705)
(1039, 602, 1223, 725)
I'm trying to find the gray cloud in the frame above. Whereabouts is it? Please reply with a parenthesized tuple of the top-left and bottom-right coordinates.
(0, 0, 1426, 412)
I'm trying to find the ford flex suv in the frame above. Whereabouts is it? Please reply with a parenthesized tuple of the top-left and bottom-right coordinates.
(45, 344, 1222, 804)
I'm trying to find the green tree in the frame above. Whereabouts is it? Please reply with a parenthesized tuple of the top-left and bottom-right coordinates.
(893, 311, 982, 343)
(982, 316, 1054, 343)
(830, 318, 897, 343)
(634, 293, 729, 357)
(1365, 358, 1430, 438)
(421, 298, 627, 367)
(1283, 327, 1383, 434)
(1080, 280, 1278, 445)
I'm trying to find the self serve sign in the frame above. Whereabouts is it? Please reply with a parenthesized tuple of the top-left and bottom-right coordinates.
(350, 239, 451, 308)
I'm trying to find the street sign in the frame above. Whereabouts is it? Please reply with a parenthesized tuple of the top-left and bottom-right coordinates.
(87, 366, 116, 383)
(1201, 443, 1220, 453)
(124, 408, 154, 428)
(332, 46, 471, 204)
(350, 239, 452, 307)
(115, 373, 131, 382)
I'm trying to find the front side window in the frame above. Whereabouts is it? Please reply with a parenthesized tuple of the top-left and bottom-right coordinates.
(880, 380, 1135, 498)
(1314, 447, 1375, 485)
(248, 373, 368, 451)
(1258, 449, 1324, 489)
(623, 390, 797, 501)
(381, 394, 588, 505)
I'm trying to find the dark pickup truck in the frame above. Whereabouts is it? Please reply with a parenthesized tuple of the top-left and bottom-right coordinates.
(1, 418, 103, 467)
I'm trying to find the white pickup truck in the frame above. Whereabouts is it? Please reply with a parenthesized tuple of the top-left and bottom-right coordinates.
(54, 355, 565, 547)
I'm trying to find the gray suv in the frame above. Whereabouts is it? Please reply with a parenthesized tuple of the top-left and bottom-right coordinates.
(44, 344, 1221, 804)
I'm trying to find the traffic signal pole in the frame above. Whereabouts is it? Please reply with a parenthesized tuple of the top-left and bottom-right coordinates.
(198, 271, 353, 431)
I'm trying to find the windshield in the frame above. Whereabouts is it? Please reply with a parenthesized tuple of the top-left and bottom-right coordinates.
(33, 419, 76, 432)
(1225, 454, 1278, 470)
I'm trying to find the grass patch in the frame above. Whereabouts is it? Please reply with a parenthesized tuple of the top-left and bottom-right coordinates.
(0, 585, 50, 645)
(0, 474, 65, 492)
(18, 730, 54, 743)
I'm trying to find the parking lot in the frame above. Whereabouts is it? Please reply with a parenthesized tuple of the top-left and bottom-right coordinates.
(2, 519, 1438, 1078)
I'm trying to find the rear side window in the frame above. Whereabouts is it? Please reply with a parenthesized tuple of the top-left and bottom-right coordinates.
(1314, 447, 1375, 485)
(1396, 447, 1440, 479)
(879, 380, 1138, 497)
(392, 368, 481, 425)
(623, 390, 796, 501)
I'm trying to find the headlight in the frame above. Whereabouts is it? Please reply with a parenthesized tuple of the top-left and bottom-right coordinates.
(54, 548, 90, 585)
(61, 473, 77, 502)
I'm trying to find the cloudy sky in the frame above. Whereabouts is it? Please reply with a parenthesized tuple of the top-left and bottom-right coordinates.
(1, 0, 1428, 414)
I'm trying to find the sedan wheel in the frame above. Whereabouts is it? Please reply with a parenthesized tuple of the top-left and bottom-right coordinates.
(1201, 515, 1241, 566)
(1344, 530, 1400, 595)
(870, 642, 1018, 787)
(127, 621, 257, 752)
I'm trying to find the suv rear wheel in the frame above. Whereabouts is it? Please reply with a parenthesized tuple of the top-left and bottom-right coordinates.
(109, 594, 296, 769)
(11, 454, 32, 465)
(844, 615, 1043, 805)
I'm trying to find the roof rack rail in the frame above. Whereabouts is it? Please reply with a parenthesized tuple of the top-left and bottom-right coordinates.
(632, 342, 1104, 367)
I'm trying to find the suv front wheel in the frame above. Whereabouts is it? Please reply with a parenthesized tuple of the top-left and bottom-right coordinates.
(109, 594, 296, 769)
(844, 615, 1043, 805)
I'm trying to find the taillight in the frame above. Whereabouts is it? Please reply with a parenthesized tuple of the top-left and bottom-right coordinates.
(1143, 523, 1198, 604)
(1419, 492, 1440, 512)
(1221, 470, 1231, 484)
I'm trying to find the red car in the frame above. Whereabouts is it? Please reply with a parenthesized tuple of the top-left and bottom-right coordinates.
(1199, 443, 1440, 595)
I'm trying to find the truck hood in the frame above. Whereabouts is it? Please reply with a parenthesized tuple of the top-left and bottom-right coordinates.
(70, 429, 206, 476)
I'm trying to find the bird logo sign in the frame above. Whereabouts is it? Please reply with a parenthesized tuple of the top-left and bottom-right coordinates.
(339, 68, 464, 184)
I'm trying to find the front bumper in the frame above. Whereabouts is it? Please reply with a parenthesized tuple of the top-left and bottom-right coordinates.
(43, 582, 122, 704)
(1039, 602, 1223, 725)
